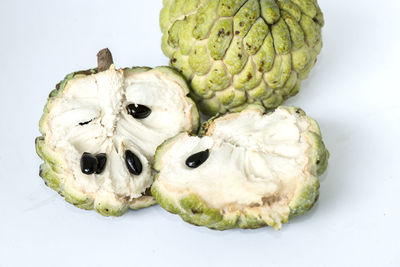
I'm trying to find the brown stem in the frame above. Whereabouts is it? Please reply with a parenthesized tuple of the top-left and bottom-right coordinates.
(97, 48, 114, 72)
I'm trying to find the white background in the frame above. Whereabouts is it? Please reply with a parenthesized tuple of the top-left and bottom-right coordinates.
(1, 0, 399, 266)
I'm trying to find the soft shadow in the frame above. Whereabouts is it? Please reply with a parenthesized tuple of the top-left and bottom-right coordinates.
(286, 4, 370, 105)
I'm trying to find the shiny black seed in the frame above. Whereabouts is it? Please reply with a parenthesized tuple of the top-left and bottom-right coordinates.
(185, 149, 209, 168)
(126, 104, 151, 119)
(125, 150, 143, 175)
(95, 153, 107, 174)
(80, 152, 98, 175)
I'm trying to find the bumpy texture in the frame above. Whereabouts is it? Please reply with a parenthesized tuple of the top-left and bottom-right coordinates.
(152, 106, 329, 230)
(161, 0, 324, 116)
(36, 61, 200, 216)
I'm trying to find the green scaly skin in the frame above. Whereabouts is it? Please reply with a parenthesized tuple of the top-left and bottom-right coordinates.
(160, 0, 324, 116)
(152, 106, 329, 230)
(36, 67, 200, 217)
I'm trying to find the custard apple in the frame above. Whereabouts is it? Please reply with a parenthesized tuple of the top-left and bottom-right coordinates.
(35, 49, 200, 216)
(161, 0, 324, 116)
(152, 106, 329, 230)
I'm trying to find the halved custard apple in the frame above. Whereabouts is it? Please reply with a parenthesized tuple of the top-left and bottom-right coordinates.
(152, 106, 328, 230)
(35, 49, 199, 216)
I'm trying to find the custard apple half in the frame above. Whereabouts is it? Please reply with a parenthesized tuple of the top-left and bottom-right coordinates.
(35, 49, 200, 216)
(161, 0, 324, 116)
(152, 106, 329, 230)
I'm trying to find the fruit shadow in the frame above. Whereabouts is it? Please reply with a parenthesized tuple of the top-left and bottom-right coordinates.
(283, 0, 370, 108)
(283, 116, 356, 230)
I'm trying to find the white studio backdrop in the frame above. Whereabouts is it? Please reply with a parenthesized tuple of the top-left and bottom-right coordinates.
(0, 0, 399, 266)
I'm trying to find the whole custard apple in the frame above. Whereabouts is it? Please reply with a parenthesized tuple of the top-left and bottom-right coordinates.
(35, 49, 199, 216)
(161, 0, 324, 116)
(152, 106, 329, 230)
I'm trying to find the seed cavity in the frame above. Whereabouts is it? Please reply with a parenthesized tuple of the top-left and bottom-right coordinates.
(185, 149, 210, 168)
(125, 150, 143, 175)
(127, 104, 151, 119)
(95, 153, 107, 174)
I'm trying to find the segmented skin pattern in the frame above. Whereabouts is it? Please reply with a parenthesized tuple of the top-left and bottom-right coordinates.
(161, 0, 324, 115)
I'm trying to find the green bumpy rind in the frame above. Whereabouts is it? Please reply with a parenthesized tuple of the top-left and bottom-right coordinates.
(152, 106, 329, 230)
(36, 67, 200, 217)
(160, 0, 324, 116)
(152, 182, 270, 230)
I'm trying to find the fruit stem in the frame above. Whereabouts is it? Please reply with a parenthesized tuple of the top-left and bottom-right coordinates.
(97, 48, 114, 72)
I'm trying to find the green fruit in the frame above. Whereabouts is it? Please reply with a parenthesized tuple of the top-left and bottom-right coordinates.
(152, 106, 329, 230)
(36, 49, 200, 216)
(160, 0, 324, 116)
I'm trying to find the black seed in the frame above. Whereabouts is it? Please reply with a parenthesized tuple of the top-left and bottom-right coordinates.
(79, 119, 92, 126)
(125, 150, 143, 175)
(80, 152, 98, 175)
(316, 160, 320, 165)
(126, 104, 152, 119)
(186, 149, 209, 168)
(95, 153, 107, 174)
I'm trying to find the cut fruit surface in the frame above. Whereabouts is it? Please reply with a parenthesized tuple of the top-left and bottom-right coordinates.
(36, 49, 199, 216)
(152, 106, 328, 229)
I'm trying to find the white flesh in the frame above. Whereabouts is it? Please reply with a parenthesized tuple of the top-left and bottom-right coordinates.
(44, 67, 195, 202)
(157, 108, 316, 226)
